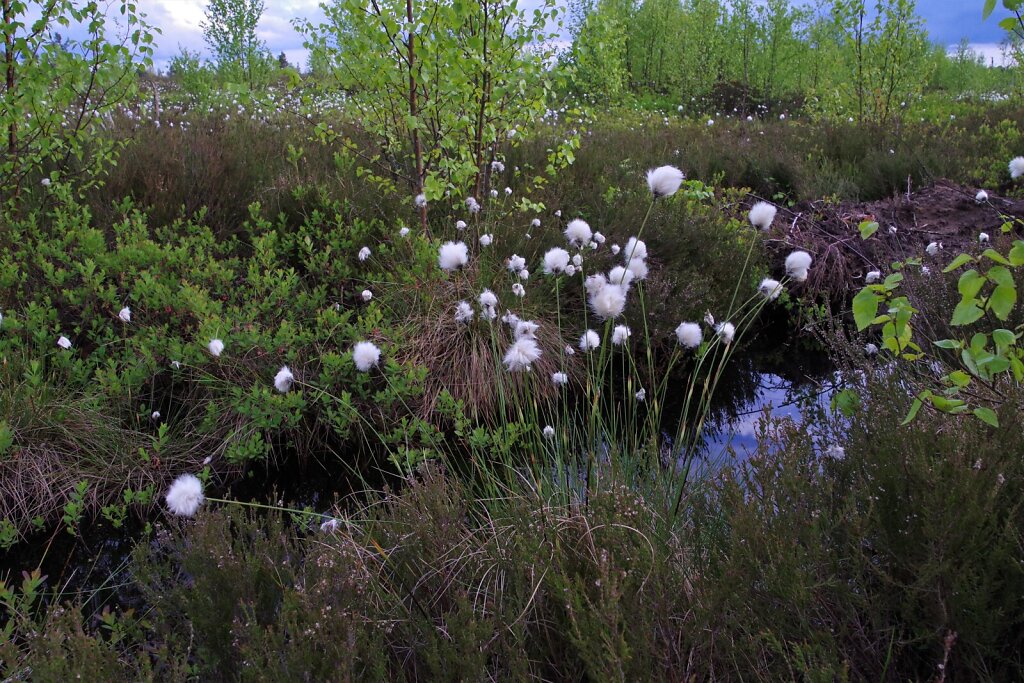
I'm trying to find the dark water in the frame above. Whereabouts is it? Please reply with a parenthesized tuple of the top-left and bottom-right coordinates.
(0, 321, 836, 615)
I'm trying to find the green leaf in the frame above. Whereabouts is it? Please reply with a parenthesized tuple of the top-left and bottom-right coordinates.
(947, 370, 971, 387)
(1008, 241, 1024, 266)
(852, 288, 880, 331)
(902, 392, 929, 425)
(973, 407, 999, 428)
(992, 328, 1016, 349)
(982, 248, 1011, 265)
(988, 283, 1016, 320)
(858, 220, 879, 240)
(983, 0, 997, 18)
(933, 339, 961, 349)
(951, 299, 984, 326)
(943, 253, 974, 272)
(957, 269, 985, 299)
(998, 16, 1019, 30)
(831, 388, 861, 417)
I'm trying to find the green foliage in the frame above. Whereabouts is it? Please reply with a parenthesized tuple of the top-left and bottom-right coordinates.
(0, 0, 155, 195)
(201, 0, 275, 89)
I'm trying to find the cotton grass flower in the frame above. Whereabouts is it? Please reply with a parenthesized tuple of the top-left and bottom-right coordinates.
(41, 177, 51, 187)
(543, 425, 555, 439)
(675, 322, 702, 349)
(455, 301, 474, 323)
(503, 337, 541, 371)
(865, 270, 881, 284)
(926, 241, 941, 256)
(612, 325, 631, 345)
(479, 289, 498, 320)
(564, 344, 575, 356)
(352, 341, 381, 372)
(208, 338, 224, 357)
(361, 289, 373, 302)
(864, 343, 879, 355)
(507, 254, 526, 272)
(543, 247, 570, 275)
(456, 220, 467, 231)
(274, 366, 295, 393)
(511, 283, 526, 297)
(758, 278, 783, 301)
(715, 322, 736, 345)
(979, 232, 990, 243)
(320, 518, 341, 533)
(478, 234, 492, 247)
(564, 219, 592, 247)
(57, 335, 72, 349)
(624, 237, 647, 261)
(531, 218, 541, 227)
(589, 283, 626, 320)
(625, 257, 648, 281)
(515, 321, 539, 340)
(118, 306, 131, 322)
(414, 193, 427, 208)
(610, 244, 620, 255)
(748, 201, 777, 231)
(579, 329, 600, 351)
(466, 197, 480, 213)
(519, 269, 529, 280)
(975, 190, 988, 203)
(784, 250, 812, 282)
(438, 241, 469, 271)
(585, 273, 608, 295)
(646, 165, 685, 198)
(635, 388, 646, 401)
(165, 474, 204, 517)
(572, 253, 583, 267)
(399, 226, 410, 237)
(1009, 156, 1024, 179)
(358, 246, 371, 261)
(552, 371, 568, 386)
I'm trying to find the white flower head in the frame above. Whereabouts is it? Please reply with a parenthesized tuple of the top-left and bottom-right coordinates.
(504, 186, 512, 196)
(979, 232, 990, 243)
(624, 237, 647, 261)
(542, 425, 555, 439)
(519, 269, 529, 280)
(564, 344, 576, 356)
(552, 371, 568, 386)
(166, 474, 204, 517)
(320, 518, 341, 533)
(715, 322, 736, 345)
(975, 190, 988, 203)
(399, 226, 410, 237)
(565, 264, 577, 276)
(748, 201, 777, 231)
(585, 273, 608, 295)
(438, 241, 469, 271)
(479, 289, 499, 319)
(414, 193, 427, 208)
(594, 232, 605, 244)
(151, 410, 161, 420)
(543, 247, 570, 275)
(531, 218, 541, 228)
(361, 289, 373, 302)
(825, 445, 845, 460)
(351, 341, 382, 372)
(274, 366, 295, 393)
(785, 250, 812, 282)
(612, 325, 631, 345)
(572, 253, 583, 267)
(208, 338, 224, 357)
(864, 342, 879, 355)
(564, 219, 593, 247)
(455, 301, 474, 323)
(579, 329, 601, 351)
(515, 321, 539, 341)
(490, 189, 498, 198)
(502, 311, 520, 327)
(503, 337, 542, 371)
(635, 388, 646, 401)
(554, 209, 562, 217)
(358, 246, 371, 261)
(589, 283, 626, 320)
(118, 306, 132, 323)
(865, 270, 881, 284)
(1009, 156, 1024, 179)
(625, 257, 648, 281)
(456, 220, 468, 231)
(511, 282, 526, 297)
(610, 244, 621, 256)
(507, 254, 526, 273)
(41, 177, 52, 187)
(675, 322, 702, 349)
(479, 233, 493, 247)
(704, 311, 716, 327)
(646, 165, 685, 198)
(491, 160, 505, 173)
(466, 197, 481, 214)
(758, 278, 783, 301)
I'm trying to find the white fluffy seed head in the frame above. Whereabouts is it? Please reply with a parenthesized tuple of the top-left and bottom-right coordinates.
(975, 190, 988, 203)
(414, 193, 427, 208)
(512, 283, 526, 297)
(515, 320, 539, 339)
(455, 301, 474, 323)
(208, 338, 224, 357)
(479, 233, 493, 246)
(624, 237, 647, 262)
(572, 253, 583, 267)
(635, 388, 646, 401)
(531, 218, 541, 227)
(552, 371, 568, 385)
(748, 201, 777, 231)
(361, 289, 373, 302)
(564, 219, 593, 247)
(612, 325, 631, 345)
(399, 226, 410, 237)
(352, 341, 381, 372)
(589, 284, 626, 320)
(716, 322, 736, 344)
(358, 246, 371, 261)
(565, 264, 577, 276)
(507, 254, 526, 272)
(675, 322, 702, 349)
(865, 342, 879, 355)
(610, 244, 621, 255)
(646, 165, 685, 198)
(57, 335, 72, 349)
(865, 270, 881, 283)
(543, 425, 555, 439)
(479, 289, 498, 310)
(165, 474, 204, 517)
(456, 220, 468, 230)
(519, 269, 529, 281)
(625, 257, 648, 281)
(274, 366, 294, 393)
(543, 248, 570, 275)
(979, 232, 990, 243)
(438, 241, 469, 271)
(585, 273, 608, 295)
(503, 337, 542, 371)
(1009, 156, 1024, 179)
(579, 329, 601, 351)
(118, 306, 131, 322)
(758, 278, 783, 301)
(785, 250, 812, 281)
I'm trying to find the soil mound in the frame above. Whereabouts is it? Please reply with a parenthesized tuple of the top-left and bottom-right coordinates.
(763, 180, 1024, 299)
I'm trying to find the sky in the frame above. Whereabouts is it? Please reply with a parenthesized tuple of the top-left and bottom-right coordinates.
(129, 0, 1013, 71)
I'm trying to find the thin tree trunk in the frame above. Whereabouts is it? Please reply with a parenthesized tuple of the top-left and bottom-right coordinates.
(406, 0, 428, 235)
(4, 0, 17, 157)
